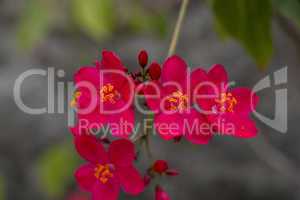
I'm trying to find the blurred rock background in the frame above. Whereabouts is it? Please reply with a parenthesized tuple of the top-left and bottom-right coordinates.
(0, 0, 300, 199)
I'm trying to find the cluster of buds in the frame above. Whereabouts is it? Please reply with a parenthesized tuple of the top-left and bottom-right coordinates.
(131, 50, 162, 89)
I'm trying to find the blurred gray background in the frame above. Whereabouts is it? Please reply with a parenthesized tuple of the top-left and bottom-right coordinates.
(0, 0, 300, 199)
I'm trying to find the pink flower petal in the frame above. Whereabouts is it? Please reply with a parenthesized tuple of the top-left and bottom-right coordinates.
(109, 139, 135, 167)
(230, 87, 259, 115)
(74, 67, 100, 87)
(161, 56, 188, 85)
(75, 164, 97, 191)
(190, 68, 208, 95)
(117, 165, 145, 195)
(77, 107, 107, 130)
(92, 180, 120, 200)
(100, 50, 126, 71)
(233, 117, 258, 138)
(74, 135, 108, 164)
(107, 108, 135, 138)
(183, 110, 213, 144)
(191, 68, 218, 113)
(73, 86, 99, 110)
(215, 113, 258, 138)
(208, 64, 228, 87)
(143, 81, 162, 112)
(101, 71, 133, 101)
(154, 113, 183, 140)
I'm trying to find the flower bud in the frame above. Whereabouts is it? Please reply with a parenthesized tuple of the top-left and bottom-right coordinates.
(148, 62, 161, 80)
(166, 169, 179, 176)
(138, 50, 148, 68)
(153, 160, 168, 174)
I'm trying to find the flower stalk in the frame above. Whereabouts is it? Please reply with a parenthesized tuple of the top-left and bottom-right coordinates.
(168, 0, 190, 57)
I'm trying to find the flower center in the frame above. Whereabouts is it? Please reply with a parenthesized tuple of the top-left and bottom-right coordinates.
(94, 164, 114, 184)
(99, 83, 120, 104)
(166, 91, 188, 111)
(214, 92, 237, 113)
(70, 91, 81, 107)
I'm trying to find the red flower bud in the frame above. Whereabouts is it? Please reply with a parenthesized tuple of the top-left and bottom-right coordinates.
(148, 62, 161, 80)
(166, 169, 179, 176)
(153, 160, 169, 174)
(138, 50, 148, 68)
(155, 185, 170, 200)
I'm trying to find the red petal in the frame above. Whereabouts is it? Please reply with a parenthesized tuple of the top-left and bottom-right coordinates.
(183, 111, 213, 144)
(208, 64, 228, 87)
(75, 164, 97, 191)
(74, 67, 100, 87)
(231, 87, 259, 115)
(190, 68, 208, 94)
(215, 113, 258, 138)
(107, 108, 135, 138)
(161, 55, 188, 84)
(92, 180, 120, 200)
(143, 81, 162, 112)
(117, 165, 145, 195)
(74, 135, 108, 164)
(155, 186, 170, 200)
(191, 68, 218, 113)
(109, 139, 135, 167)
(100, 50, 126, 71)
(154, 113, 183, 140)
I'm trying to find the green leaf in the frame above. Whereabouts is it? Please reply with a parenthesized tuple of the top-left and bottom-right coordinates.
(210, 0, 274, 69)
(17, 0, 51, 49)
(37, 141, 79, 198)
(71, 0, 116, 41)
(273, 0, 300, 26)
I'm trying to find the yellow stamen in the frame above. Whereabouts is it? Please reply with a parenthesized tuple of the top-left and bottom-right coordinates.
(167, 90, 188, 111)
(94, 164, 114, 184)
(215, 92, 237, 113)
(70, 91, 81, 107)
(99, 83, 120, 104)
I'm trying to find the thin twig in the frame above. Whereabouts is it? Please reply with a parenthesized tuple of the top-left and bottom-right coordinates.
(168, 0, 189, 57)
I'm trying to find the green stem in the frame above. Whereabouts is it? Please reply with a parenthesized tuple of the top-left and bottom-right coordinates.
(168, 0, 190, 57)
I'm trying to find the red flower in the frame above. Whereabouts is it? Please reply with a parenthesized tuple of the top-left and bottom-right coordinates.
(193, 64, 259, 138)
(74, 136, 144, 200)
(155, 186, 170, 200)
(143, 56, 212, 144)
(71, 50, 135, 138)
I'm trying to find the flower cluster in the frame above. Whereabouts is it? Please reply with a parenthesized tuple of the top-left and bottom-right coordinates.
(69, 50, 259, 200)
